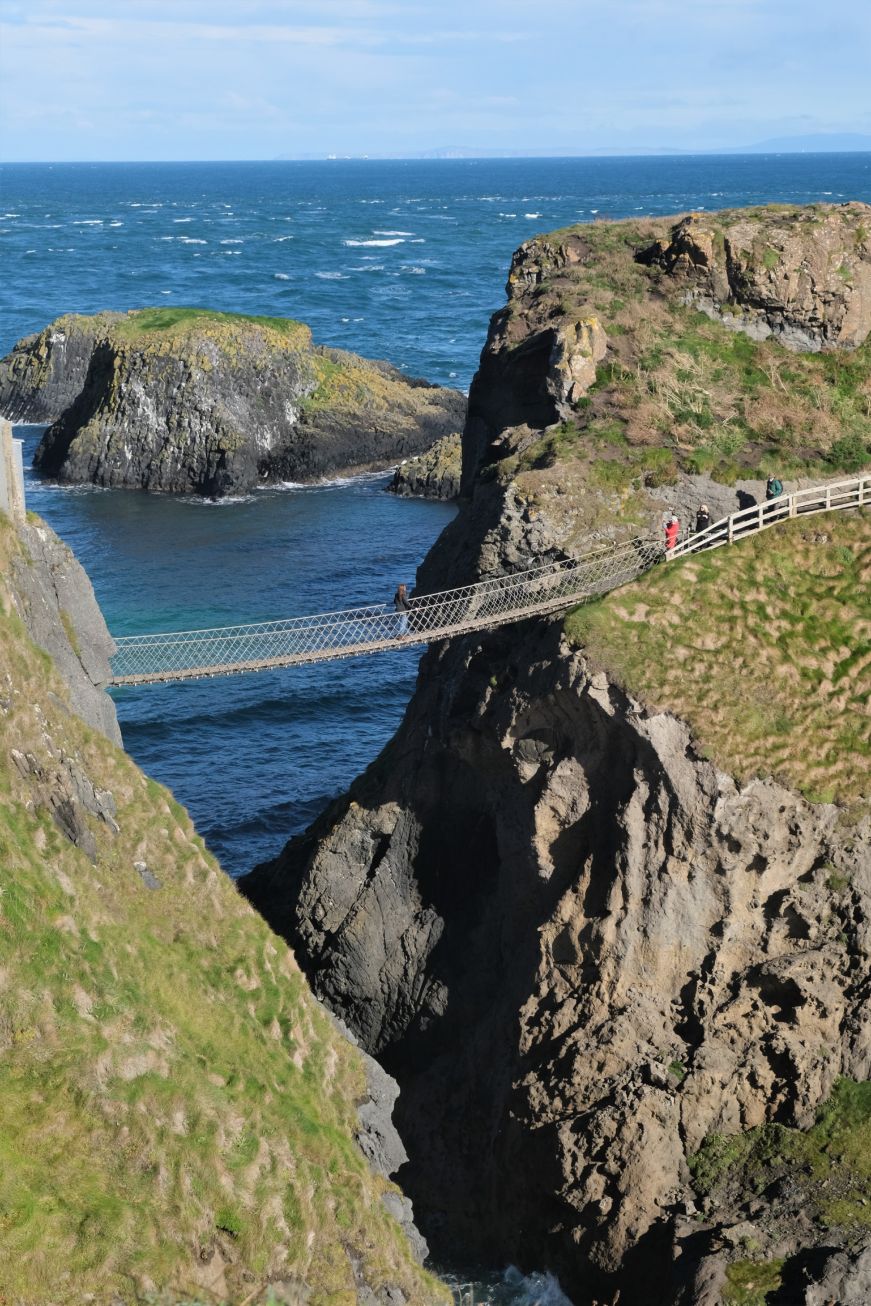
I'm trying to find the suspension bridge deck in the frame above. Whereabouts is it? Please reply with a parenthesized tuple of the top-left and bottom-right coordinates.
(109, 476, 869, 687)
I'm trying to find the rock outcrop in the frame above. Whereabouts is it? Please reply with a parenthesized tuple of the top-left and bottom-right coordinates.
(462, 202, 871, 493)
(242, 204, 871, 1304)
(389, 433, 462, 500)
(637, 204, 871, 352)
(7, 516, 120, 743)
(0, 309, 466, 496)
(243, 615, 871, 1302)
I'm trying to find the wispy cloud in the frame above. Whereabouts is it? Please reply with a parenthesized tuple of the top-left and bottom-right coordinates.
(0, 0, 868, 161)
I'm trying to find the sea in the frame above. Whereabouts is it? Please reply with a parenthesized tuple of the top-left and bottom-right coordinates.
(3, 155, 871, 880)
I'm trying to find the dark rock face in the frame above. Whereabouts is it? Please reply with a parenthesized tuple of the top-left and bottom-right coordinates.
(0, 318, 102, 422)
(0, 312, 466, 496)
(8, 518, 120, 743)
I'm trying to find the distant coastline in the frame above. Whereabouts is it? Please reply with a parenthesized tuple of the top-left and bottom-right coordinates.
(4, 134, 871, 167)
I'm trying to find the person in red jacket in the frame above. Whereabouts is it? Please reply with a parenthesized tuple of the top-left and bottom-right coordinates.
(664, 514, 680, 550)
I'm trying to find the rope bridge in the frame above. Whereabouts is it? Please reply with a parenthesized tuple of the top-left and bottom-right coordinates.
(109, 474, 869, 687)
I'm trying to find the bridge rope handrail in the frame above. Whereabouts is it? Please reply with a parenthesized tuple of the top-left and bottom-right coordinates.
(109, 473, 869, 686)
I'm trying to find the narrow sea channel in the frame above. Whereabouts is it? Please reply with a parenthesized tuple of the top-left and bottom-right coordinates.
(19, 424, 456, 876)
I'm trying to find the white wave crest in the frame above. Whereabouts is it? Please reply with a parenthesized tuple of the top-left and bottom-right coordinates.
(182, 494, 256, 507)
(315, 271, 349, 279)
(274, 272, 290, 280)
(343, 238, 405, 247)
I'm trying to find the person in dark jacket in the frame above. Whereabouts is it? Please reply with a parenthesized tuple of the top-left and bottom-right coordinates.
(695, 504, 711, 533)
(393, 583, 411, 636)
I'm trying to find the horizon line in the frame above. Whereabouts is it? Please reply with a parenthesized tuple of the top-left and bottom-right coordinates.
(4, 147, 871, 166)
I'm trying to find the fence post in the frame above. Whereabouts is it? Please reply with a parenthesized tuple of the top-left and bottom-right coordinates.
(789, 493, 797, 518)
(0, 418, 26, 524)
(727, 514, 734, 545)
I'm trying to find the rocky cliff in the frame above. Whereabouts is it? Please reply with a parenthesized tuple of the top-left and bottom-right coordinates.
(0, 308, 466, 496)
(243, 204, 871, 1305)
(7, 514, 120, 744)
(0, 510, 444, 1304)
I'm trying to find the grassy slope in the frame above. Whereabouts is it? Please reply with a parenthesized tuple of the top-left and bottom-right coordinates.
(0, 515, 443, 1304)
(565, 511, 871, 809)
(691, 1079, 871, 1235)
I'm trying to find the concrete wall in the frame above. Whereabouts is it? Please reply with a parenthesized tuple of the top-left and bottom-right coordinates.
(0, 419, 26, 522)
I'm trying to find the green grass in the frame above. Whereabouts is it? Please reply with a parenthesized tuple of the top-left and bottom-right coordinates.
(722, 1259, 784, 1306)
(59, 607, 81, 657)
(111, 306, 307, 339)
(564, 512, 871, 808)
(0, 515, 447, 1305)
(691, 1079, 871, 1233)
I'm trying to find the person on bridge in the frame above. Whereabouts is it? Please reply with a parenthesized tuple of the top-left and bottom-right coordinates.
(394, 583, 411, 636)
(766, 474, 784, 501)
(664, 514, 680, 551)
(695, 504, 711, 534)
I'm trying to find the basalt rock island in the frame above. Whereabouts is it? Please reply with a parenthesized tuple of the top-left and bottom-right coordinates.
(0, 307, 466, 496)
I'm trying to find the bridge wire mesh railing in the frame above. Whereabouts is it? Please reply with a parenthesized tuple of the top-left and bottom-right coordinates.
(110, 536, 663, 684)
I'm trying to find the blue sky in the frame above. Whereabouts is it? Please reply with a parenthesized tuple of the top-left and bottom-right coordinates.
(1, 0, 869, 161)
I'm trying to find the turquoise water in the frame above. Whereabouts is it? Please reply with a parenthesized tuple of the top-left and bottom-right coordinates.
(4, 156, 870, 874)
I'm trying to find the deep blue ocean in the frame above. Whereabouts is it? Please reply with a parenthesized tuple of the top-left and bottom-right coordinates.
(3, 156, 870, 876)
